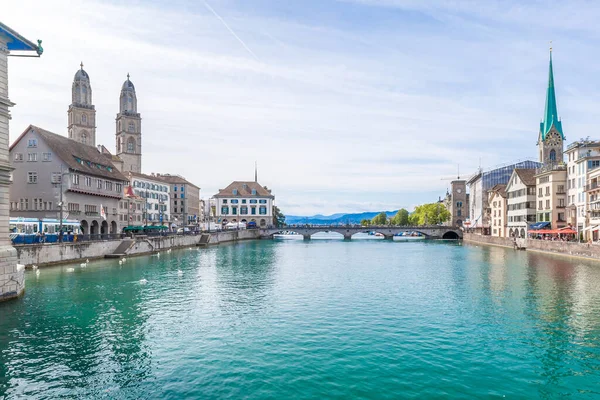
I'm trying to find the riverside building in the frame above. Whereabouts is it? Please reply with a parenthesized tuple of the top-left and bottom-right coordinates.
(506, 169, 537, 238)
(128, 172, 170, 226)
(565, 140, 600, 231)
(156, 174, 200, 227)
(488, 184, 507, 237)
(214, 181, 275, 227)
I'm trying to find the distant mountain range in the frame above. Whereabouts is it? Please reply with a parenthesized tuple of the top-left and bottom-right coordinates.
(286, 211, 399, 225)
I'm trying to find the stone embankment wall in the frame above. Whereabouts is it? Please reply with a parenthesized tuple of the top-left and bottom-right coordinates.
(15, 230, 261, 267)
(464, 233, 600, 260)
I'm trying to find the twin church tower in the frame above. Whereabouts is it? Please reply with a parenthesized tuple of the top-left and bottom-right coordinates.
(67, 63, 142, 173)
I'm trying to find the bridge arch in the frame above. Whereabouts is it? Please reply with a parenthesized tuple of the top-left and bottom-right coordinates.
(442, 231, 460, 240)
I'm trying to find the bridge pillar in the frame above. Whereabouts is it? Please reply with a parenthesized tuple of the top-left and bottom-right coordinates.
(383, 234, 394, 240)
(343, 234, 352, 240)
(303, 234, 311, 240)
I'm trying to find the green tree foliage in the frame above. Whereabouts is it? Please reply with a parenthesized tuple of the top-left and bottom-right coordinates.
(371, 212, 388, 225)
(360, 219, 371, 226)
(409, 203, 451, 226)
(273, 206, 286, 227)
(390, 208, 409, 226)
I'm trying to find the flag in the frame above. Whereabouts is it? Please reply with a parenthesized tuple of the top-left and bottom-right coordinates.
(100, 204, 106, 220)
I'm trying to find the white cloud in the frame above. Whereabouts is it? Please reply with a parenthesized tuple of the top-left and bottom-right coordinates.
(4, 0, 599, 215)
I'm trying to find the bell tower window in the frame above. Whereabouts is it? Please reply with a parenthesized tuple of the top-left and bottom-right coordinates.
(81, 132, 87, 144)
(82, 114, 87, 124)
(128, 122, 135, 132)
(127, 138, 136, 153)
(550, 149, 556, 161)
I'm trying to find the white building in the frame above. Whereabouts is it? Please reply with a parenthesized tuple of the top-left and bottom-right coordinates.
(213, 181, 274, 227)
(506, 169, 537, 238)
(128, 172, 170, 226)
(565, 140, 600, 232)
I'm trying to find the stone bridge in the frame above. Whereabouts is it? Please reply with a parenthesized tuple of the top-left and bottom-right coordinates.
(259, 226, 462, 240)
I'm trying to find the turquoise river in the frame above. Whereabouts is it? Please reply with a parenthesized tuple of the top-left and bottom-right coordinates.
(1, 240, 600, 399)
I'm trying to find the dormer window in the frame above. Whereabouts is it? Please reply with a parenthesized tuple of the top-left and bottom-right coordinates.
(233, 189, 238, 195)
(251, 189, 257, 195)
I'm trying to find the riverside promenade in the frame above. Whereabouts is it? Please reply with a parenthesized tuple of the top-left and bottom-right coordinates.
(14, 230, 262, 268)
(463, 232, 600, 261)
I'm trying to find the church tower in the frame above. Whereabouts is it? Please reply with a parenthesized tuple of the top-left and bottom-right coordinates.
(115, 74, 142, 173)
(68, 62, 96, 146)
(537, 47, 565, 165)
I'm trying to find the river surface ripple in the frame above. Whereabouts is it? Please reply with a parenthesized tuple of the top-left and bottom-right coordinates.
(1, 240, 600, 399)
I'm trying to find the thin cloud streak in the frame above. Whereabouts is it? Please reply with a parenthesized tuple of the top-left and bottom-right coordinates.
(202, 0, 259, 60)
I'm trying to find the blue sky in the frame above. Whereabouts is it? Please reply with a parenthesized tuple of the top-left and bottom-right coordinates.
(5, 0, 600, 216)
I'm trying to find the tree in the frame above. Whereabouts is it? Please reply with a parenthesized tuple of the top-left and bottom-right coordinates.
(273, 205, 286, 227)
(360, 219, 371, 226)
(409, 203, 451, 226)
(391, 208, 409, 226)
(371, 212, 387, 225)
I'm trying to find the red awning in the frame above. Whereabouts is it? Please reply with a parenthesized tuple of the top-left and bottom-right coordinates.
(531, 228, 576, 235)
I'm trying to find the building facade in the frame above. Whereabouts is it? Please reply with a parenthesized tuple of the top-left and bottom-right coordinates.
(129, 172, 170, 226)
(0, 22, 42, 301)
(214, 181, 275, 227)
(467, 160, 541, 232)
(156, 174, 200, 227)
(119, 185, 144, 228)
(9, 126, 127, 235)
(506, 169, 537, 238)
(565, 140, 600, 231)
(443, 179, 468, 227)
(488, 185, 507, 237)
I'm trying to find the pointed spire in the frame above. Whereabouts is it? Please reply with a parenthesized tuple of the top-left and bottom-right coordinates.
(540, 45, 564, 140)
(127, 72, 130, 80)
(80, 61, 84, 69)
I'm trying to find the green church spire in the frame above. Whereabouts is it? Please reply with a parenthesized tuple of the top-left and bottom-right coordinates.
(540, 46, 564, 140)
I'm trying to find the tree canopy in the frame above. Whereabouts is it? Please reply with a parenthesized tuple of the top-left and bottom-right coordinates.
(273, 206, 286, 227)
(371, 212, 388, 225)
(390, 208, 409, 226)
(408, 203, 451, 226)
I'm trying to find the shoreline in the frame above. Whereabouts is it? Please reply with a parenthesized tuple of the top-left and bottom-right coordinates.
(463, 234, 600, 263)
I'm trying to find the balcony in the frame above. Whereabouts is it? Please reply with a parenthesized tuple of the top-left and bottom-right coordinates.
(586, 182, 600, 192)
(556, 205, 566, 208)
(536, 162, 567, 175)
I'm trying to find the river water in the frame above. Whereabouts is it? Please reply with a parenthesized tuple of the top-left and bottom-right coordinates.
(1, 240, 600, 399)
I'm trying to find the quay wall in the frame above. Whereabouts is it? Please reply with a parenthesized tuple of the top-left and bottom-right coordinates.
(464, 233, 600, 261)
(15, 230, 261, 267)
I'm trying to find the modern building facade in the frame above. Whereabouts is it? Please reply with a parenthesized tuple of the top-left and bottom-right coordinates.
(488, 184, 507, 237)
(214, 181, 275, 227)
(506, 169, 537, 238)
(129, 172, 170, 226)
(156, 173, 200, 227)
(9, 126, 127, 235)
(0, 22, 42, 301)
(467, 160, 541, 232)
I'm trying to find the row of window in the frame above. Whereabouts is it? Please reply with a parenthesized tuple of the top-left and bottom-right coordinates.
(231, 188, 257, 195)
(10, 199, 53, 211)
(508, 187, 536, 198)
(71, 174, 122, 193)
(507, 202, 534, 211)
(133, 180, 168, 192)
(222, 199, 267, 204)
(508, 215, 536, 223)
(133, 190, 168, 202)
(14, 152, 52, 162)
(119, 214, 143, 222)
(221, 206, 268, 215)
(537, 212, 566, 223)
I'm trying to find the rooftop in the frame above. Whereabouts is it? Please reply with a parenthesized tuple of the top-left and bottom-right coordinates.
(214, 181, 274, 198)
(513, 168, 537, 187)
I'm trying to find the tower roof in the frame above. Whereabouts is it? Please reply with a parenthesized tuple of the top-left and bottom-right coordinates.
(540, 49, 564, 140)
(74, 62, 90, 82)
(121, 73, 135, 92)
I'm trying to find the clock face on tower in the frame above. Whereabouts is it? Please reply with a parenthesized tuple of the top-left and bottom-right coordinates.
(546, 131, 561, 146)
(457, 188, 462, 194)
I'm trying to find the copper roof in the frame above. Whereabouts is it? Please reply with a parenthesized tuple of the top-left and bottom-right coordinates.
(214, 181, 274, 198)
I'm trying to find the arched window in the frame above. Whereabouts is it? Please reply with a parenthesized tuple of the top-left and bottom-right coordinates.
(82, 114, 87, 124)
(82, 86, 87, 103)
(128, 122, 135, 132)
(81, 132, 87, 144)
(550, 149, 556, 161)
(127, 137, 135, 153)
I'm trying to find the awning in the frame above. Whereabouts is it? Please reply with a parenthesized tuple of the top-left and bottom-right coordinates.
(532, 228, 577, 235)
(529, 222, 551, 230)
